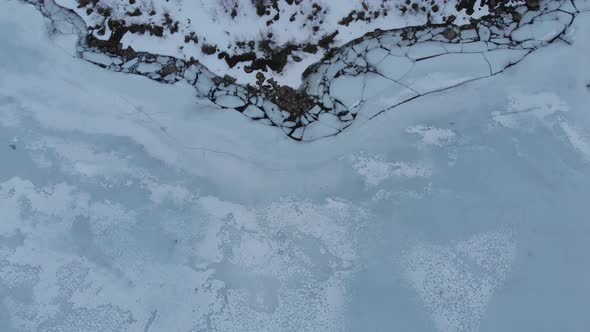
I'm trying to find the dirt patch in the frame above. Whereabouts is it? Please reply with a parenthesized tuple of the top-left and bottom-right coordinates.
(261, 79, 316, 117)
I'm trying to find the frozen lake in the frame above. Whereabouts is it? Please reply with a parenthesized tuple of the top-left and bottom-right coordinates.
(1, 0, 590, 331)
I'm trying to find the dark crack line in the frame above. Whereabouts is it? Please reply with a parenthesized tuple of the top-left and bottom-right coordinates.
(481, 52, 494, 76)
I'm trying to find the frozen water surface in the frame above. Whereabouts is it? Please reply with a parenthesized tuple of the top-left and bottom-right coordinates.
(1, 0, 590, 331)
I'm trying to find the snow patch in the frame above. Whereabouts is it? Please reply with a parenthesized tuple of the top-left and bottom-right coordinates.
(406, 125, 457, 146)
(492, 92, 568, 130)
(561, 121, 590, 161)
(402, 229, 516, 332)
(349, 153, 432, 186)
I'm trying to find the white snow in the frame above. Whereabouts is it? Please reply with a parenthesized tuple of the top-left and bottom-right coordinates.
(406, 125, 457, 146)
(349, 153, 432, 186)
(329, 75, 366, 109)
(561, 121, 590, 161)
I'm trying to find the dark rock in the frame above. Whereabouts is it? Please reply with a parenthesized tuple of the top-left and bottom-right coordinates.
(160, 64, 178, 77)
(222, 75, 236, 85)
(318, 31, 338, 49)
(127, 8, 142, 17)
(263, 79, 315, 117)
(302, 44, 318, 54)
(256, 72, 265, 86)
(219, 51, 256, 68)
(442, 27, 458, 40)
(338, 11, 355, 26)
(201, 44, 217, 55)
(255, 0, 265, 16)
(150, 25, 164, 37)
(526, 0, 540, 10)
(512, 11, 522, 22)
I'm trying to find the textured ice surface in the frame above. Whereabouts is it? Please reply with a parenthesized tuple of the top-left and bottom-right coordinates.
(1, 0, 590, 331)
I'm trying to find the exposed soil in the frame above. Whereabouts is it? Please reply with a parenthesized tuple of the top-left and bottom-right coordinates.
(261, 79, 316, 117)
